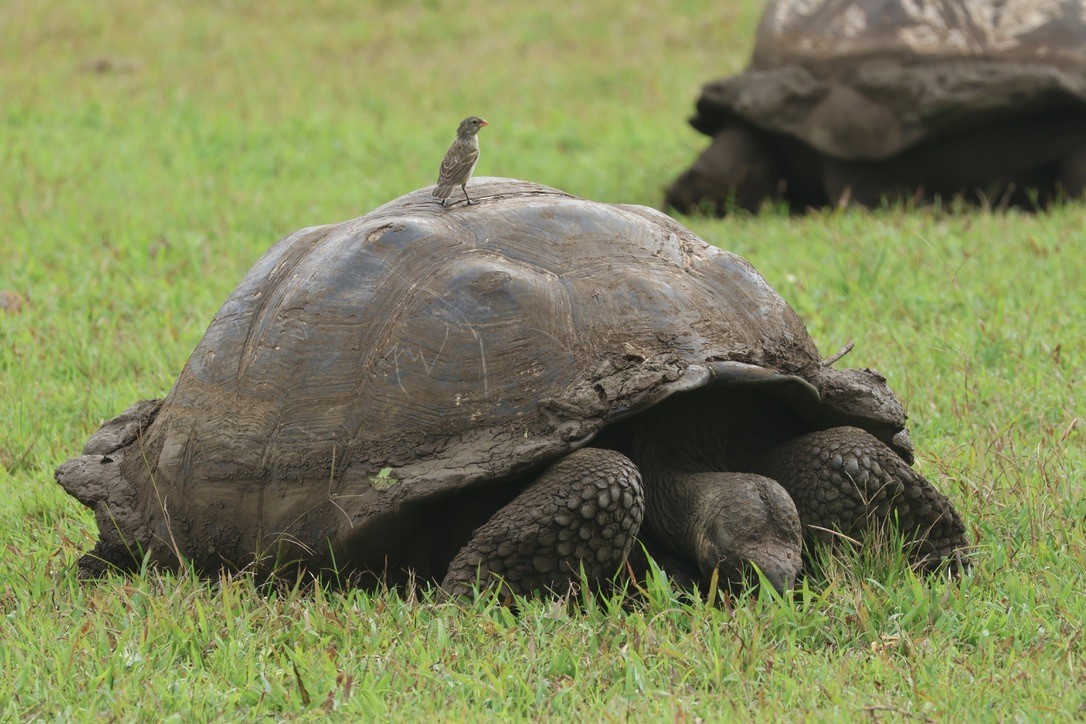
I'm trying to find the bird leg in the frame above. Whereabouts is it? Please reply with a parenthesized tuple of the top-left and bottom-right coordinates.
(462, 184, 474, 205)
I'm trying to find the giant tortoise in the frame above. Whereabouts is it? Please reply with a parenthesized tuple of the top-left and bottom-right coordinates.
(666, 0, 1086, 215)
(57, 178, 968, 596)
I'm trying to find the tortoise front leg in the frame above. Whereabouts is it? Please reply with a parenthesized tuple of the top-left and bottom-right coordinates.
(751, 426, 969, 571)
(441, 448, 644, 598)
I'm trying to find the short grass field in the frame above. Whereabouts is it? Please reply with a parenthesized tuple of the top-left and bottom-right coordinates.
(2, 0, 1084, 718)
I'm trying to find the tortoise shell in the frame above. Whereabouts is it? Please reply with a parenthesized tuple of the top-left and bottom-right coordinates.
(57, 178, 910, 582)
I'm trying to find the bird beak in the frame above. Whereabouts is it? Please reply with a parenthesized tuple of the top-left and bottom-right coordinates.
(479, 119, 490, 127)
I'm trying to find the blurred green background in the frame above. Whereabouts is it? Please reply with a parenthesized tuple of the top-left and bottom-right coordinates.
(1, 1, 1083, 718)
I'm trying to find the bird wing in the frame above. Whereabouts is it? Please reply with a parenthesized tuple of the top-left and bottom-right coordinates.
(436, 140, 479, 188)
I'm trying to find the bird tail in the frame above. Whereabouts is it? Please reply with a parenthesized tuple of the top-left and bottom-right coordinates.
(432, 183, 454, 199)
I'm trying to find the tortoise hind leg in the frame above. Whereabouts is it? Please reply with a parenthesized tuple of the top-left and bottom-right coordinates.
(55, 398, 162, 578)
(56, 452, 152, 578)
(751, 426, 969, 572)
(75, 539, 144, 579)
(441, 448, 644, 598)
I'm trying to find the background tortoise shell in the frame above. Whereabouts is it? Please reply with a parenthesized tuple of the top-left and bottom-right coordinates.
(692, 0, 1086, 161)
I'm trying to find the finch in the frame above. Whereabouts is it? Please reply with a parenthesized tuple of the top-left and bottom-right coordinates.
(433, 116, 489, 206)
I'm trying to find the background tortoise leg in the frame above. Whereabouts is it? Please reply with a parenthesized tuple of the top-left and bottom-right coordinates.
(664, 123, 782, 215)
(751, 426, 969, 572)
(1060, 142, 1086, 200)
(441, 448, 644, 598)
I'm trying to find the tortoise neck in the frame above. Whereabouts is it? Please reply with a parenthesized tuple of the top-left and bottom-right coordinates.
(624, 410, 731, 555)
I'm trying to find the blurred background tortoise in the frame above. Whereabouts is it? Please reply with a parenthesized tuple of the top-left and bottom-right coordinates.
(665, 0, 1086, 215)
(57, 179, 968, 597)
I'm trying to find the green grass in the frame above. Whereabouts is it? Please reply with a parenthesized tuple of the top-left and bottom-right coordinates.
(2, 0, 1084, 718)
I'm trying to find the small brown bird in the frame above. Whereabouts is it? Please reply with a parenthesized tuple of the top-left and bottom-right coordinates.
(433, 116, 489, 206)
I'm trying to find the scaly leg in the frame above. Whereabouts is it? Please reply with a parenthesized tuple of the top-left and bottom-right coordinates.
(752, 426, 969, 571)
(442, 448, 644, 598)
